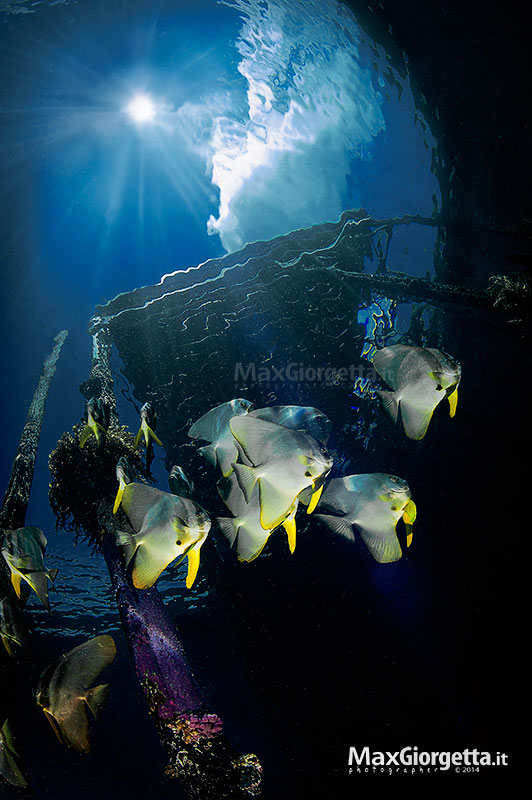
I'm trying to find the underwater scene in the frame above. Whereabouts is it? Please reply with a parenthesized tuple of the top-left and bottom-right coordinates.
(0, 0, 527, 797)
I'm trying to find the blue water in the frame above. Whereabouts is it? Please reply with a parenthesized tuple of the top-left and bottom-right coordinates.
(0, 1, 518, 798)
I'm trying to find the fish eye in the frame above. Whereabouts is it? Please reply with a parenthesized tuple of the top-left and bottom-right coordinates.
(195, 510, 203, 517)
(240, 400, 247, 407)
(176, 539, 182, 546)
(436, 384, 443, 391)
(304, 470, 312, 477)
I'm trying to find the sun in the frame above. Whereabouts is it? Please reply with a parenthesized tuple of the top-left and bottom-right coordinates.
(125, 94, 156, 124)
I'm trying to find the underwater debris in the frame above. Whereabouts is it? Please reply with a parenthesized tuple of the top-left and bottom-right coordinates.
(48, 422, 144, 547)
(487, 273, 531, 324)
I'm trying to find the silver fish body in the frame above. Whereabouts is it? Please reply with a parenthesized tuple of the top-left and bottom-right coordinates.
(1, 527, 58, 610)
(373, 345, 461, 439)
(315, 473, 416, 563)
(116, 483, 211, 589)
(249, 405, 331, 445)
(36, 635, 116, 753)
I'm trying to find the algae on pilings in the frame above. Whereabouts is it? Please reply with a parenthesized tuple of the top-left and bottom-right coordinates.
(0, 329, 68, 597)
(48, 327, 264, 798)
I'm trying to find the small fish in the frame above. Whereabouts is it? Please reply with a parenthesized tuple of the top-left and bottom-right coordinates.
(188, 399, 254, 477)
(249, 405, 331, 445)
(0, 595, 30, 658)
(134, 402, 163, 450)
(1, 527, 58, 611)
(229, 416, 333, 530)
(217, 472, 298, 561)
(168, 465, 194, 498)
(0, 719, 28, 788)
(315, 473, 417, 563)
(373, 345, 461, 440)
(116, 483, 211, 590)
(79, 397, 108, 448)
(113, 456, 136, 514)
(35, 635, 116, 753)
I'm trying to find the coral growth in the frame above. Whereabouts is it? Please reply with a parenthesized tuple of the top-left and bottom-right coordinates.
(48, 423, 144, 546)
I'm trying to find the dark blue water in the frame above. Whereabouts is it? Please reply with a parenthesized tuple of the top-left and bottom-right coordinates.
(0, 1, 521, 797)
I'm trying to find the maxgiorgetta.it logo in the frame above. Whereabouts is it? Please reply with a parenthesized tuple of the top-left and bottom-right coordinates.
(348, 746, 509, 774)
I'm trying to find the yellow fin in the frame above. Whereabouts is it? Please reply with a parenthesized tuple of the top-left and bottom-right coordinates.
(404, 499, 417, 524)
(186, 547, 201, 589)
(43, 709, 64, 745)
(448, 387, 458, 417)
(406, 530, 413, 548)
(134, 427, 143, 449)
(10, 570, 22, 600)
(146, 424, 163, 447)
(283, 515, 297, 553)
(113, 485, 124, 514)
(1, 634, 16, 659)
(79, 424, 92, 449)
(306, 484, 323, 515)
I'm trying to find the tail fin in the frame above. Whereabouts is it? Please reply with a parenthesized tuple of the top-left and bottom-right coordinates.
(217, 517, 238, 548)
(232, 463, 258, 503)
(115, 530, 138, 567)
(0, 720, 28, 788)
(84, 684, 110, 718)
(47, 567, 59, 584)
(79, 424, 92, 448)
(314, 514, 355, 541)
(146, 425, 162, 447)
(377, 390, 399, 423)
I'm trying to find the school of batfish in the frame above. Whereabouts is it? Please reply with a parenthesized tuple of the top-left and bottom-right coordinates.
(0, 344, 460, 782)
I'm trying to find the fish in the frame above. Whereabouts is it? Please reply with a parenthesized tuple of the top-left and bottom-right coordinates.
(373, 345, 461, 440)
(188, 398, 254, 477)
(79, 397, 108, 448)
(35, 635, 116, 754)
(113, 456, 136, 514)
(0, 595, 30, 658)
(134, 402, 163, 450)
(168, 465, 194, 498)
(1, 527, 58, 611)
(314, 473, 417, 563)
(249, 405, 331, 445)
(229, 416, 333, 530)
(217, 473, 298, 561)
(0, 719, 28, 788)
(115, 483, 211, 590)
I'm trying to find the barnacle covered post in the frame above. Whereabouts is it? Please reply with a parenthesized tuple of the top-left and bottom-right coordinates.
(48, 327, 263, 799)
(0, 329, 69, 596)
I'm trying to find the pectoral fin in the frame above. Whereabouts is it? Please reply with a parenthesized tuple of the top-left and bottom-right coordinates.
(448, 387, 458, 417)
